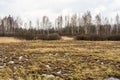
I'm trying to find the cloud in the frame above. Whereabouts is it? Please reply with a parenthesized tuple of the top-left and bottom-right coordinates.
(0, 0, 120, 23)
(93, 6, 107, 15)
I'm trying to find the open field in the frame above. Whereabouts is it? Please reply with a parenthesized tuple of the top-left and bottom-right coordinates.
(61, 36, 73, 41)
(0, 40, 120, 80)
(0, 37, 25, 43)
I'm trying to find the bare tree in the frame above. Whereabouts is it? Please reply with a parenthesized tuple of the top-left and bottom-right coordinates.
(77, 15, 81, 34)
(95, 14, 101, 35)
(1, 19, 5, 36)
(36, 19, 40, 34)
(28, 20, 33, 36)
(115, 14, 120, 34)
(29, 21, 32, 29)
(42, 16, 50, 35)
(104, 17, 111, 36)
(71, 14, 77, 35)
(64, 15, 70, 35)
(56, 16, 63, 34)
(82, 11, 92, 34)
(0, 18, 2, 34)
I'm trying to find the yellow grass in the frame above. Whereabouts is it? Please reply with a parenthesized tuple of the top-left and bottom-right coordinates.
(0, 37, 25, 43)
(0, 38, 120, 80)
(61, 36, 73, 40)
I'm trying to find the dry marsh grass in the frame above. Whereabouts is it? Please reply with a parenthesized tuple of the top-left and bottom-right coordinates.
(0, 37, 25, 43)
(0, 40, 120, 80)
(61, 36, 73, 40)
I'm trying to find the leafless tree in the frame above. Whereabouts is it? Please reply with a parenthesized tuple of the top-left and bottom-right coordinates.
(56, 16, 63, 34)
(115, 14, 120, 34)
(82, 11, 92, 34)
(95, 14, 101, 35)
(71, 14, 77, 35)
(42, 16, 50, 35)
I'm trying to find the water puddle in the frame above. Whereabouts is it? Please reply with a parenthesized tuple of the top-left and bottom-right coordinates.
(42, 74, 55, 78)
(104, 77, 120, 80)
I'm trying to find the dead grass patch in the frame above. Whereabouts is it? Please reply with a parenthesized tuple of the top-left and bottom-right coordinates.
(0, 37, 25, 43)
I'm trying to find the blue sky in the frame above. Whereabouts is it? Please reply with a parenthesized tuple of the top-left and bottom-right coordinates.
(0, 0, 120, 23)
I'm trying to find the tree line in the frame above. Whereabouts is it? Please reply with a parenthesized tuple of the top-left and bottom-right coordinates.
(0, 11, 120, 40)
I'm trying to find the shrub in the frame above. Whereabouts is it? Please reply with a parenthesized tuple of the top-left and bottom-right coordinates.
(107, 35, 120, 41)
(25, 34, 35, 40)
(75, 35, 88, 40)
(88, 34, 105, 41)
(15, 33, 35, 40)
(47, 33, 61, 40)
(75, 34, 106, 41)
(14, 33, 61, 40)
(36, 33, 61, 40)
(36, 34, 48, 40)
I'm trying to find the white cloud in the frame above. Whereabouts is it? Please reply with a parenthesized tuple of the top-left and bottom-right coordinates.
(0, 0, 120, 24)
(93, 5, 107, 15)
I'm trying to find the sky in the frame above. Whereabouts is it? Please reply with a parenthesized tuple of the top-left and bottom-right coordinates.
(0, 0, 120, 23)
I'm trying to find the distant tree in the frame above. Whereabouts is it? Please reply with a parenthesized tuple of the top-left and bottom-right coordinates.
(0, 11, 120, 40)
(42, 16, 46, 35)
(7, 15, 16, 34)
(28, 20, 33, 36)
(56, 16, 63, 34)
(77, 15, 85, 34)
(0, 18, 2, 34)
(1, 20, 5, 36)
(82, 11, 92, 34)
(71, 14, 77, 35)
(42, 16, 50, 35)
(115, 14, 120, 34)
(104, 17, 111, 36)
(29, 21, 32, 29)
(95, 14, 102, 35)
(0, 18, 1, 26)
(77, 16, 80, 34)
(24, 23, 27, 29)
(36, 19, 40, 30)
(36, 19, 40, 34)
(14, 17, 23, 35)
(64, 15, 70, 35)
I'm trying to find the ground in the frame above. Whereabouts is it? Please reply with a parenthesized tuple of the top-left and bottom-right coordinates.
(0, 37, 25, 43)
(0, 37, 120, 80)
(61, 36, 73, 40)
